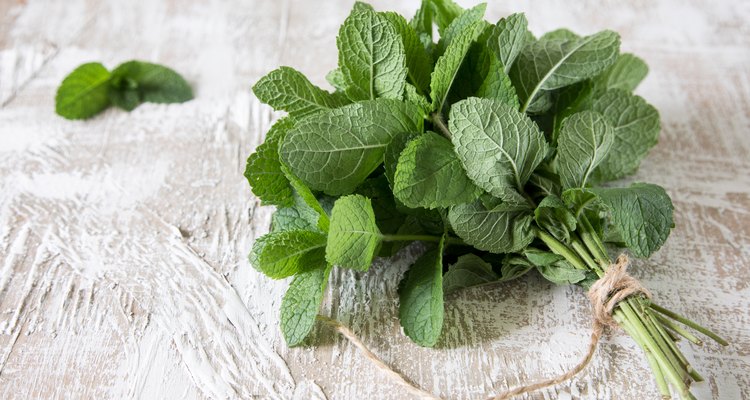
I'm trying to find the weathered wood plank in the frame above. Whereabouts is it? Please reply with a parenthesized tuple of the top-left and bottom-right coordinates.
(0, 0, 748, 399)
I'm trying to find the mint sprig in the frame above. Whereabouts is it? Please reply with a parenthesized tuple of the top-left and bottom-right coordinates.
(244, 1, 726, 398)
(55, 60, 192, 120)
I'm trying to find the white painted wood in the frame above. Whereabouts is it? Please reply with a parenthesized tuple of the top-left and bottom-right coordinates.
(0, 0, 748, 399)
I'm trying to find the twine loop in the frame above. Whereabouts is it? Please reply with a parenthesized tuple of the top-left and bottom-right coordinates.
(321, 254, 650, 400)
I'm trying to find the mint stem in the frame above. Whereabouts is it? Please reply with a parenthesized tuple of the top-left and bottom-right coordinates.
(649, 303, 729, 346)
(430, 112, 451, 139)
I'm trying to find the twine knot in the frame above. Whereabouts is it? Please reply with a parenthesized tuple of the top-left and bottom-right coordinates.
(587, 254, 651, 328)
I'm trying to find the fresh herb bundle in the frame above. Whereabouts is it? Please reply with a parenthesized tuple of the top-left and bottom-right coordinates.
(55, 60, 192, 120)
(245, 1, 726, 398)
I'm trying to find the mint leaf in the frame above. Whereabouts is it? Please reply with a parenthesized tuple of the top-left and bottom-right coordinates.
(436, 3, 487, 55)
(592, 53, 648, 92)
(337, 6, 407, 101)
(410, 0, 433, 39)
(110, 61, 193, 104)
(476, 54, 519, 108)
(537, 260, 587, 285)
(588, 183, 674, 258)
(556, 110, 614, 189)
(404, 83, 432, 117)
(249, 231, 327, 279)
(497, 256, 533, 281)
(281, 264, 331, 346)
(540, 28, 579, 41)
(282, 165, 330, 232)
(55, 62, 111, 119)
(244, 118, 295, 207)
(271, 190, 324, 233)
(448, 195, 534, 254)
(534, 195, 577, 243)
(449, 97, 549, 197)
(253, 66, 344, 118)
(591, 89, 660, 182)
(399, 237, 445, 347)
(393, 132, 482, 209)
(430, 20, 484, 113)
(384, 132, 420, 186)
(279, 99, 421, 195)
(443, 253, 499, 294)
(326, 195, 382, 270)
(490, 13, 529, 73)
(381, 12, 433, 95)
(510, 31, 620, 112)
(108, 87, 140, 111)
(326, 68, 348, 92)
(429, 0, 464, 34)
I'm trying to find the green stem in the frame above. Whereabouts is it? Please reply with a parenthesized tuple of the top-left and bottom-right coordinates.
(430, 112, 451, 139)
(653, 313, 703, 346)
(617, 312, 671, 399)
(535, 229, 588, 270)
(579, 215, 609, 264)
(571, 236, 601, 274)
(650, 303, 729, 346)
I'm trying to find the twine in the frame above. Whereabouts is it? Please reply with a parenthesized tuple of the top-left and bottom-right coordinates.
(319, 254, 650, 400)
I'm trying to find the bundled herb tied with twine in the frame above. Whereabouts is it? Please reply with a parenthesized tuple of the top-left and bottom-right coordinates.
(245, 1, 727, 398)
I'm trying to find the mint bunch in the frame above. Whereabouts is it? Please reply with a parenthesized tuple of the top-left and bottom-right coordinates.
(55, 61, 192, 120)
(245, 1, 725, 398)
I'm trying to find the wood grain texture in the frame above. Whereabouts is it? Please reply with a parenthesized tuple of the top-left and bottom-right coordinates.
(0, 0, 748, 399)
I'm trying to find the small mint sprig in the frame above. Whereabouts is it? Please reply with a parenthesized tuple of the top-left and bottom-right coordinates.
(55, 60, 193, 120)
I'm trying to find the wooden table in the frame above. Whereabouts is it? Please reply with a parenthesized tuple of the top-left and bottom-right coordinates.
(1, 0, 748, 398)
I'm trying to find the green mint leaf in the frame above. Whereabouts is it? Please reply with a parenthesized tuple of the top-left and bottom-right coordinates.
(393, 132, 482, 209)
(448, 195, 534, 254)
(384, 132, 420, 187)
(55, 62, 111, 120)
(249, 231, 327, 279)
(108, 88, 140, 111)
(337, 6, 407, 101)
(404, 83, 432, 118)
(500, 255, 534, 281)
(540, 28, 579, 41)
(244, 118, 296, 207)
(271, 192, 322, 233)
(279, 99, 421, 195)
(381, 12, 433, 95)
(409, 0, 434, 40)
(280, 264, 331, 346)
(110, 61, 193, 104)
(537, 260, 587, 285)
(556, 110, 615, 189)
(399, 237, 446, 347)
(326, 68, 348, 92)
(355, 176, 405, 256)
(591, 89, 660, 182)
(592, 53, 648, 92)
(449, 97, 549, 197)
(476, 54, 520, 108)
(589, 183, 674, 258)
(436, 3, 487, 55)
(429, 0, 464, 34)
(282, 165, 330, 232)
(253, 66, 344, 118)
(524, 248, 565, 266)
(534, 195, 577, 243)
(527, 165, 562, 199)
(490, 13, 529, 73)
(326, 195, 382, 270)
(443, 253, 499, 294)
(430, 20, 484, 113)
(510, 30, 620, 112)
